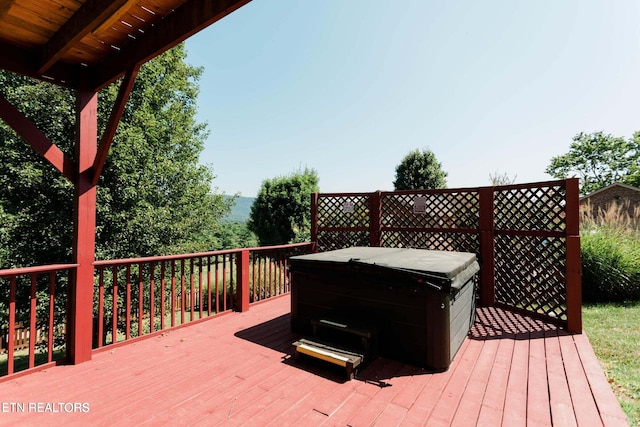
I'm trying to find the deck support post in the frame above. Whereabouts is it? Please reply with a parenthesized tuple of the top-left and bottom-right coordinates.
(236, 249, 250, 312)
(369, 191, 382, 247)
(67, 90, 98, 364)
(565, 178, 582, 333)
(310, 193, 319, 253)
(479, 187, 495, 306)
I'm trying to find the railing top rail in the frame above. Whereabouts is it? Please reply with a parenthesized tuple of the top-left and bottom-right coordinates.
(0, 263, 79, 278)
(93, 242, 313, 267)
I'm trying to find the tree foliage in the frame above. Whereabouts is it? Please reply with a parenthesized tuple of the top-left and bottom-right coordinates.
(248, 168, 319, 246)
(0, 44, 231, 268)
(393, 148, 447, 190)
(545, 131, 640, 194)
(215, 221, 258, 250)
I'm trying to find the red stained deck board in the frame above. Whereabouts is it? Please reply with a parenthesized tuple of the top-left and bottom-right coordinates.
(475, 337, 515, 426)
(371, 402, 409, 426)
(545, 330, 578, 427)
(319, 390, 371, 426)
(502, 335, 530, 427)
(399, 340, 470, 426)
(450, 337, 501, 427)
(425, 338, 484, 426)
(572, 332, 629, 427)
(557, 333, 606, 427)
(527, 331, 553, 426)
(0, 298, 626, 426)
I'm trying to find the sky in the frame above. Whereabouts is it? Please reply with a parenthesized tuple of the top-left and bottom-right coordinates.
(185, 0, 640, 196)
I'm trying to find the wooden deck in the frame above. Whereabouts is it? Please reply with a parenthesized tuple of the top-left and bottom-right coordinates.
(0, 295, 627, 426)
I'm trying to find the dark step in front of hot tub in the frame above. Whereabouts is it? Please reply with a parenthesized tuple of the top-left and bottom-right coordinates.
(293, 338, 364, 380)
(293, 315, 379, 380)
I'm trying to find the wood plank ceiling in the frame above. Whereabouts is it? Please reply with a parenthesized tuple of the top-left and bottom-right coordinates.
(0, 0, 250, 91)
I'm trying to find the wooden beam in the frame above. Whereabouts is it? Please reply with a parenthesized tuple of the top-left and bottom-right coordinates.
(92, 64, 139, 185)
(67, 89, 98, 365)
(38, 0, 131, 75)
(0, 41, 81, 89)
(0, 0, 16, 19)
(90, 0, 251, 90)
(0, 94, 76, 181)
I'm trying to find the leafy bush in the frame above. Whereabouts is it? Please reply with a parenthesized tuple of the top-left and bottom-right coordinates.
(581, 203, 640, 302)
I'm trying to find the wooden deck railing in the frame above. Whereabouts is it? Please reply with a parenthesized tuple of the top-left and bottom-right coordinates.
(0, 264, 77, 376)
(91, 243, 312, 350)
(0, 243, 313, 380)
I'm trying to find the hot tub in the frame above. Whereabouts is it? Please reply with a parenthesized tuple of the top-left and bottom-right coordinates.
(289, 247, 479, 371)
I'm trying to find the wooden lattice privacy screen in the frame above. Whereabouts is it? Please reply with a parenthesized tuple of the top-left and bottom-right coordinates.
(310, 179, 582, 332)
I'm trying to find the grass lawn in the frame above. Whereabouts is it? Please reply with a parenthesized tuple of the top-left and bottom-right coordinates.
(583, 302, 640, 426)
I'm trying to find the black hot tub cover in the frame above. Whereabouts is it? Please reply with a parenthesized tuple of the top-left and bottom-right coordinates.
(290, 247, 480, 293)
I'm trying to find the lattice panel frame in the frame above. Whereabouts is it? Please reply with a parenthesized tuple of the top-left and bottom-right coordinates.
(381, 191, 479, 229)
(494, 185, 566, 232)
(494, 234, 567, 320)
(317, 194, 371, 229)
(380, 231, 480, 254)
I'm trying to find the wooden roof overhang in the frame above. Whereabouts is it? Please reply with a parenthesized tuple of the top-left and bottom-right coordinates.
(0, 0, 252, 365)
(0, 0, 250, 91)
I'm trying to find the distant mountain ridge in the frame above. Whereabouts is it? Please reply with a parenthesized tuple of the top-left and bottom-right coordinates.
(223, 196, 255, 222)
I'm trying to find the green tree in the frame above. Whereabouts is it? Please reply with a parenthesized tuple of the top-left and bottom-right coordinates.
(248, 168, 319, 246)
(393, 148, 447, 190)
(0, 43, 231, 268)
(545, 131, 640, 194)
(215, 221, 258, 249)
(95, 44, 231, 259)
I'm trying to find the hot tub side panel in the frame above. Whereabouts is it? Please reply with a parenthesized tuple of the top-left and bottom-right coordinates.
(290, 263, 471, 370)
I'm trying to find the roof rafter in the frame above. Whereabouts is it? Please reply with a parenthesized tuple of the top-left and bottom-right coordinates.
(90, 0, 250, 90)
(0, 0, 15, 19)
(0, 40, 82, 89)
(38, 0, 132, 75)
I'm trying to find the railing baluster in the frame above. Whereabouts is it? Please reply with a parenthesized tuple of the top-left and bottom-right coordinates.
(47, 272, 55, 362)
(112, 266, 118, 345)
(267, 253, 272, 299)
(125, 265, 131, 340)
(138, 262, 143, 337)
(160, 261, 166, 331)
(149, 261, 155, 333)
(97, 267, 105, 348)
(190, 258, 195, 320)
(28, 274, 37, 369)
(8, 276, 17, 375)
(171, 261, 176, 327)
(214, 255, 219, 313)
(180, 259, 186, 325)
(262, 253, 267, 299)
(222, 254, 227, 311)
(207, 256, 212, 316)
(229, 254, 235, 310)
(251, 253, 256, 302)
(198, 257, 203, 319)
